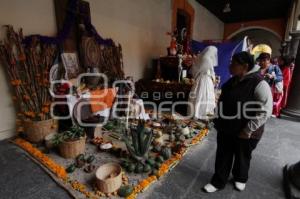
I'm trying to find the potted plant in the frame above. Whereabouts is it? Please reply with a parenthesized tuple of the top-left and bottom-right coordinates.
(120, 120, 155, 174)
(52, 125, 86, 159)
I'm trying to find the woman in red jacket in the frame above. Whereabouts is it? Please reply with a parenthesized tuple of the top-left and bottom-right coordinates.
(278, 56, 294, 109)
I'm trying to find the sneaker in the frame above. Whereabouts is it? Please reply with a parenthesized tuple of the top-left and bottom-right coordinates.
(203, 183, 218, 193)
(234, 182, 246, 191)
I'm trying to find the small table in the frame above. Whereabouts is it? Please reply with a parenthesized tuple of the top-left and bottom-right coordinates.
(154, 56, 192, 81)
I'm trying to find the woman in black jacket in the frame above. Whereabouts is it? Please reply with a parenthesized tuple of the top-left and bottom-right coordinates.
(203, 52, 273, 192)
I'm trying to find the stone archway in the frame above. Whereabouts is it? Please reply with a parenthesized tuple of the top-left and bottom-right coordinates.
(228, 27, 282, 57)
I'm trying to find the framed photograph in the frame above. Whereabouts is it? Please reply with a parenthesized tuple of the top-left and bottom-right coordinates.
(61, 53, 80, 80)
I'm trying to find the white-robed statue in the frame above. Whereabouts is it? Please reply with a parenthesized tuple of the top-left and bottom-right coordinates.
(188, 46, 218, 120)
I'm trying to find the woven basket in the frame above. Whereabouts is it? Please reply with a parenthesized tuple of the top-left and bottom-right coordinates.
(59, 136, 86, 159)
(96, 163, 122, 193)
(23, 119, 58, 143)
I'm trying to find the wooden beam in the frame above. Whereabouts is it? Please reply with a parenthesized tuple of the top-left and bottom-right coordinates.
(54, 0, 78, 52)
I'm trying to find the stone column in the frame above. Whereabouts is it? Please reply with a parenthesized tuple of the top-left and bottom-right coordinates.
(284, 161, 300, 198)
(282, 40, 291, 56)
(281, 32, 300, 119)
(289, 31, 300, 58)
(289, 161, 300, 189)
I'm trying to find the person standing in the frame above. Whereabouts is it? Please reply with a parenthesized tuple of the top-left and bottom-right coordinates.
(203, 51, 273, 192)
(258, 53, 283, 88)
(188, 46, 218, 120)
(279, 56, 294, 109)
(271, 56, 279, 66)
(258, 53, 283, 117)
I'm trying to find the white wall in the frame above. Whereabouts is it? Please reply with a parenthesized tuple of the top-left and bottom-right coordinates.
(188, 0, 224, 41)
(86, 0, 172, 80)
(0, 0, 224, 140)
(0, 0, 57, 140)
(87, 0, 224, 80)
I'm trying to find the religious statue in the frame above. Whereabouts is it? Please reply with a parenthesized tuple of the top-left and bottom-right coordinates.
(166, 29, 178, 56)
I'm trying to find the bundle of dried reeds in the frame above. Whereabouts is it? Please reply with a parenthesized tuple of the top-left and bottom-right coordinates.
(0, 26, 57, 122)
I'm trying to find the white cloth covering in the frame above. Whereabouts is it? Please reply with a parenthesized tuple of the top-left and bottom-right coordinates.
(130, 99, 150, 120)
(188, 46, 218, 119)
(67, 92, 150, 120)
(67, 92, 111, 118)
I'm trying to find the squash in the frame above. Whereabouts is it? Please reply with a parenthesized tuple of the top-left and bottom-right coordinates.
(179, 135, 186, 142)
(127, 163, 136, 173)
(146, 158, 156, 167)
(175, 133, 181, 141)
(195, 122, 206, 129)
(152, 145, 161, 153)
(154, 162, 161, 169)
(176, 125, 190, 135)
(86, 155, 95, 163)
(75, 159, 85, 168)
(66, 164, 76, 173)
(76, 154, 85, 161)
(161, 147, 172, 160)
(121, 161, 129, 169)
(163, 126, 173, 135)
(152, 169, 159, 176)
(154, 137, 164, 146)
(84, 164, 96, 173)
(169, 134, 176, 142)
(181, 126, 190, 136)
(143, 164, 152, 173)
(172, 142, 182, 153)
(118, 185, 133, 197)
(154, 130, 163, 138)
(135, 162, 144, 173)
(156, 156, 164, 164)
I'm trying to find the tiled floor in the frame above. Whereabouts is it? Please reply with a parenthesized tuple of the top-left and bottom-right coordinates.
(140, 118, 300, 199)
(0, 142, 72, 199)
(0, 118, 299, 199)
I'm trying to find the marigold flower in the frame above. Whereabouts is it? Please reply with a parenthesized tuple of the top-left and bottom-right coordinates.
(18, 54, 26, 61)
(44, 101, 51, 106)
(17, 127, 24, 132)
(42, 107, 50, 113)
(14, 138, 68, 180)
(23, 95, 30, 101)
(10, 79, 22, 86)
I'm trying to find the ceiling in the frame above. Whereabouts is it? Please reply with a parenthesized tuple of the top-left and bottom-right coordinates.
(196, 0, 293, 23)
